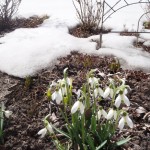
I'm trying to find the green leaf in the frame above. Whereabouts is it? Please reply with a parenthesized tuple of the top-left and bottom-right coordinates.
(96, 140, 107, 150)
(63, 97, 68, 105)
(51, 124, 71, 139)
(86, 134, 95, 150)
(116, 137, 131, 146)
(91, 115, 96, 132)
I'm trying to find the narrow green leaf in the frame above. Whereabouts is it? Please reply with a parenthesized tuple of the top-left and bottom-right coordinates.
(96, 140, 107, 150)
(116, 137, 131, 146)
(51, 125, 71, 139)
(91, 115, 96, 132)
(86, 134, 95, 150)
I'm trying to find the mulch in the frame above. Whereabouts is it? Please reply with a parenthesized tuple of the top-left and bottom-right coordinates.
(0, 52, 149, 150)
(0, 23, 150, 150)
(0, 15, 49, 36)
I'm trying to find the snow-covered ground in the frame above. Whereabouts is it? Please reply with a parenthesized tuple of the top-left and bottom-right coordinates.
(0, 0, 150, 77)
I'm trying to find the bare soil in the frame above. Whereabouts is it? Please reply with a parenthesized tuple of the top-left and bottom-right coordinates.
(0, 15, 49, 36)
(0, 52, 149, 150)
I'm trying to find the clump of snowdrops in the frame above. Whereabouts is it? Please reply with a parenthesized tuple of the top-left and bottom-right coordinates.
(0, 102, 12, 144)
(38, 68, 133, 150)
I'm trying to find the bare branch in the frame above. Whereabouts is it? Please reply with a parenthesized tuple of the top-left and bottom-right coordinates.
(0, 0, 21, 30)
(72, 0, 102, 29)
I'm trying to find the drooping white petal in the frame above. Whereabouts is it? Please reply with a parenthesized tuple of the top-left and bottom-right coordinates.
(66, 77, 72, 86)
(57, 79, 64, 85)
(52, 91, 57, 101)
(102, 109, 107, 119)
(125, 116, 133, 128)
(79, 102, 85, 114)
(107, 109, 114, 120)
(123, 88, 128, 95)
(88, 77, 98, 87)
(123, 95, 130, 106)
(103, 87, 110, 98)
(54, 90, 62, 104)
(93, 77, 99, 84)
(38, 128, 47, 138)
(97, 110, 102, 120)
(50, 81, 57, 88)
(4, 110, 12, 118)
(71, 101, 80, 114)
(115, 95, 122, 108)
(88, 78, 94, 87)
(76, 89, 81, 99)
(46, 123, 54, 133)
(94, 89, 98, 98)
(118, 117, 125, 130)
(98, 72, 105, 77)
(61, 87, 67, 96)
(110, 89, 114, 98)
(98, 88, 104, 97)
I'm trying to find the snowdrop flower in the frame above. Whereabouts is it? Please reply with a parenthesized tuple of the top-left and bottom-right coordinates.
(50, 81, 57, 88)
(65, 77, 72, 86)
(4, 110, 12, 118)
(61, 84, 67, 96)
(88, 77, 99, 88)
(107, 108, 117, 120)
(94, 87, 104, 98)
(52, 89, 62, 104)
(103, 86, 114, 98)
(58, 77, 72, 87)
(1, 102, 12, 118)
(118, 113, 133, 130)
(76, 89, 81, 99)
(120, 78, 126, 85)
(97, 107, 107, 120)
(38, 120, 54, 138)
(71, 101, 85, 114)
(115, 90, 130, 108)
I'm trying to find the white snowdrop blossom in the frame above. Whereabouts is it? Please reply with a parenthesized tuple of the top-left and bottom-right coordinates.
(115, 92, 130, 108)
(1, 103, 12, 118)
(88, 77, 99, 88)
(38, 128, 47, 138)
(58, 77, 72, 87)
(118, 114, 133, 130)
(61, 85, 67, 96)
(66, 77, 72, 86)
(98, 72, 105, 77)
(71, 101, 85, 114)
(97, 108, 107, 120)
(120, 78, 126, 85)
(38, 121, 54, 138)
(76, 89, 81, 99)
(103, 87, 114, 98)
(107, 109, 117, 120)
(4, 110, 13, 118)
(116, 87, 128, 95)
(50, 81, 57, 88)
(94, 87, 104, 98)
(52, 89, 63, 104)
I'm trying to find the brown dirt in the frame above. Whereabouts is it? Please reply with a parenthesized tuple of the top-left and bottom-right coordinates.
(0, 52, 149, 150)
(0, 15, 49, 36)
(69, 24, 111, 38)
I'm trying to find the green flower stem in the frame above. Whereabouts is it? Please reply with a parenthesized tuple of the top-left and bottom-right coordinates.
(0, 103, 4, 144)
(81, 114, 85, 145)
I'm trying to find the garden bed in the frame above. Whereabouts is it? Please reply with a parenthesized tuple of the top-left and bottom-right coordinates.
(0, 15, 49, 36)
(0, 52, 149, 150)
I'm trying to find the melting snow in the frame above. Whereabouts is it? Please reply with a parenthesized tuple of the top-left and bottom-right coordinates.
(0, 0, 150, 77)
